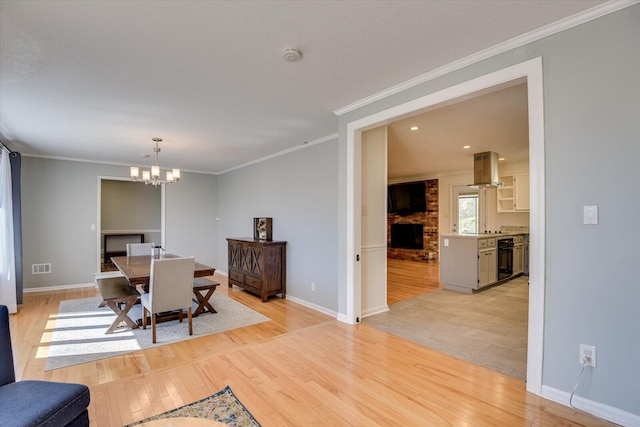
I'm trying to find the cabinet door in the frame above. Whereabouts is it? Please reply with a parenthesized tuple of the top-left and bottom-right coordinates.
(486, 248, 497, 285)
(513, 244, 524, 274)
(478, 248, 497, 288)
(514, 174, 530, 211)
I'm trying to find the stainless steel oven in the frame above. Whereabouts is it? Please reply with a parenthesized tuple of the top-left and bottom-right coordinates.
(497, 237, 514, 280)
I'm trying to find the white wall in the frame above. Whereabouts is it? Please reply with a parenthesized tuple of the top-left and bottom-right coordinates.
(361, 126, 388, 317)
(337, 4, 640, 421)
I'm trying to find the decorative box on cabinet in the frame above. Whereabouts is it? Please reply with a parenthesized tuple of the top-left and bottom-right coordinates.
(227, 238, 286, 302)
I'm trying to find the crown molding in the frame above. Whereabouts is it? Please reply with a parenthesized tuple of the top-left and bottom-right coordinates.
(19, 131, 339, 176)
(19, 153, 219, 176)
(334, 1, 638, 116)
(218, 133, 338, 175)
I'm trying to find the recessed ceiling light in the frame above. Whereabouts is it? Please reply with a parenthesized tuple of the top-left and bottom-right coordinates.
(463, 145, 471, 149)
(499, 157, 505, 161)
(410, 126, 419, 131)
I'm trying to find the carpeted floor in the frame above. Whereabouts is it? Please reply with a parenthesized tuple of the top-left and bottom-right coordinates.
(45, 294, 270, 370)
(126, 386, 261, 426)
(363, 276, 529, 380)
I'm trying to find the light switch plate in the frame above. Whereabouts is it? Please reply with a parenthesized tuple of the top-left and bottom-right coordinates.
(583, 205, 598, 225)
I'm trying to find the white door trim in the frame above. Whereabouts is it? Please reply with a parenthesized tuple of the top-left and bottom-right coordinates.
(344, 57, 545, 395)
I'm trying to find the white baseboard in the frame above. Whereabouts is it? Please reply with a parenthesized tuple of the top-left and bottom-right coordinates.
(337, 312, 353, 324)
(23, 282, 96, 293)
(362, 305, 390, 318)
(216, 269, 228, 276)
(541, 385, 640, 427)
(285, 295, 338, 318)
(95, 271, 124, 279)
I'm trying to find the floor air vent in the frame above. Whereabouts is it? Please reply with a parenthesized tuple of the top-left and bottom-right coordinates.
(32, 263, 52, 274)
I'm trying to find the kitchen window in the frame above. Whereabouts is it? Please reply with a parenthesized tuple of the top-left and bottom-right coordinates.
(458, 192, 479, 234)
(452, 186, 486, 234)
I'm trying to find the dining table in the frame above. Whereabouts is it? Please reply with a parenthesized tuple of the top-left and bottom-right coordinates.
(110, 254, 218, 324)
(111, 253, 215, 291)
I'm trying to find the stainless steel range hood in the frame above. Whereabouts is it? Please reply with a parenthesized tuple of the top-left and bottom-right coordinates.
(469, 151, 504, 188)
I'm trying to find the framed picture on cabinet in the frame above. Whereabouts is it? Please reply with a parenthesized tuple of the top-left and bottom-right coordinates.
(253, 217, 272, 240)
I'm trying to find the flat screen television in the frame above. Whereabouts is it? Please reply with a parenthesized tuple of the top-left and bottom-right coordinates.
(388, 182, 427, 215)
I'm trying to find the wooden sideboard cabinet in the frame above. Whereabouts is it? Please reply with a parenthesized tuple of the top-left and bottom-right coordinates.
(227, 238, 286, 302)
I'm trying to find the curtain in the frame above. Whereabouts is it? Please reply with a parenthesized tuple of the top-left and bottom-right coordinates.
(0, 147, 17, 313)
(10, 152, 22, 304)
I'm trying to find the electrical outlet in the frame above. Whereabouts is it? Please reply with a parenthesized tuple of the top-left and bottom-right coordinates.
(311, 282, 316, 291)
(579, 344, 596, 367)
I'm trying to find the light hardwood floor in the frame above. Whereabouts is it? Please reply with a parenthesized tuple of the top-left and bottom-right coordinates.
(386, 258, 442, 304)
(9, 272, 612, 426)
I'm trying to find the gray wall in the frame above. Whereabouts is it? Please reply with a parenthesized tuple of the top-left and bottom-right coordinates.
(165, 170, 218, 269)
(21, 157, 218, 288)
(101, 180, 160, 230)
(217, 140, 339, 311)
(337, 5, 640, 417)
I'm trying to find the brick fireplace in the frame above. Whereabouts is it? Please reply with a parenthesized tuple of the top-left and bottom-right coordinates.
(387, 179, 438, 262)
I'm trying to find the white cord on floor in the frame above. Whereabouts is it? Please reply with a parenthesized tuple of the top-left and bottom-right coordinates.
(569, 363, 586, 409)
(569, 358, 622, 426)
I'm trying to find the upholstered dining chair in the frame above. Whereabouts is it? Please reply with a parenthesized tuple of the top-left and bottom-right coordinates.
(126, 242, 155, 256)
(140, 257, 195, 343)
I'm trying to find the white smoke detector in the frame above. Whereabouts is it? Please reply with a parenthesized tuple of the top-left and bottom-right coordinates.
(282, 48, 302, 62)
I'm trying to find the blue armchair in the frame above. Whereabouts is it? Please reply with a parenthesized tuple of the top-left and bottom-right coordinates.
(0, 305, 91, 426)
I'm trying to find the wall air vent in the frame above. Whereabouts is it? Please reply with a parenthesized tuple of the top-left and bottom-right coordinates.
(32, 263, 52, 274)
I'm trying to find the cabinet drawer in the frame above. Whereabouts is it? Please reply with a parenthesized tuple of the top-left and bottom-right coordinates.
(245, 275, 262, 290)
(514, 235, 524, 243)
(478, 238, 496, 249)
(229, 270, 244, 283)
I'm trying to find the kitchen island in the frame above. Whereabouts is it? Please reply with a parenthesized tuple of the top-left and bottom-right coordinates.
(440, 232, 526, 293)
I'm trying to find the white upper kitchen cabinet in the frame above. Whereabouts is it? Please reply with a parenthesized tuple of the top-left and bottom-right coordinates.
(497, 174, 529, 212)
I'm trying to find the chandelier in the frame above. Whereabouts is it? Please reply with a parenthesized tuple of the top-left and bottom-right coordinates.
(129, 138, 180, 186)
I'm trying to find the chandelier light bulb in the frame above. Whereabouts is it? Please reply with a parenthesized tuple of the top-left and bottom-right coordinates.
(130, 138, 180, 186)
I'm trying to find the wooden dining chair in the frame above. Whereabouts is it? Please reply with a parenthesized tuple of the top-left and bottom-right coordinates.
(140, 257, 195, 343)
(126, 242, 155, 256)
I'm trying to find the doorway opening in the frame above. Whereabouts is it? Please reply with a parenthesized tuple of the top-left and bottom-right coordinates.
(346, 58, 545, 394)
(96, 177, 164, 274)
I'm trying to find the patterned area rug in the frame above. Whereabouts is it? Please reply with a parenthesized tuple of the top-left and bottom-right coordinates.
(126, 386, 261, 426)
(45, 294, 270, 370)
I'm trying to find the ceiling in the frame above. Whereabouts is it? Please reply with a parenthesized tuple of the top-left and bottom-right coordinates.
(387, 81, 529, 179)
(0, 1, 605, 175)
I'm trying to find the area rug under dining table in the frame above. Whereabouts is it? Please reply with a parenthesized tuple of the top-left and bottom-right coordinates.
(45, 294, 270, 370)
